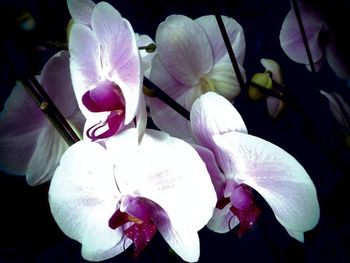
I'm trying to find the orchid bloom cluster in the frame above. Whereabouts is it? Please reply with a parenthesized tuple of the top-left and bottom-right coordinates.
(0, 0, 321, 262)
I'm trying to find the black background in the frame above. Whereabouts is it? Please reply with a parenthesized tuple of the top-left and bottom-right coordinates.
(1, 0, 350, 262)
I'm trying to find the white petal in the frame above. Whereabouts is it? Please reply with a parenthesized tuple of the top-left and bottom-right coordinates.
(213, 132, 320, 238)
(196, 15, 246, 65)
(206, 62, 244, 100)
(91, 2, 141, 124)
(190, 92, 247, 176)
(106, 129, 217, 232)
(26, 125, 68, 185)
(156, 15, 213, 86)
(0, 83, 42, 175)
(69, 23, 101, 119)
(147, 55, 192, 139)
(67, 0, 95, 26)
(206, 205, 239, 233)
(49, 141, 124, 261)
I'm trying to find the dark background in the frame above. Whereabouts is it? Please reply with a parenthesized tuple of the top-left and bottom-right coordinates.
(1, 0, 350, 262)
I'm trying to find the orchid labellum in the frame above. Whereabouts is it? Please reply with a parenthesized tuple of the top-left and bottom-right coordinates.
(190, 92, 320, 241)
(67, 0, 146, 140)
(147, 14, 246, 139)
(49, 128, 216, 262)
(0, 51, 84, 186)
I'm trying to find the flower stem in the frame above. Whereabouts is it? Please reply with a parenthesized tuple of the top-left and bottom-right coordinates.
(143, 77, 190, 121)
(291, 0, 316, 73)
(21, 77, 80, 146)
(214, 14, 246, 92)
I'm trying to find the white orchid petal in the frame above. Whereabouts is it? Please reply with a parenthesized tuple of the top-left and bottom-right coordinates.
(206, 62, 243, 100)
(26, 125, 68, 185)
(207, 205, 239, 233)
(213, 132, 320, 239)
(196, 15, 245, 65)
(49, 141, 124, 261)
(190, 92, 247, 176)
(106, 129, 217, 231)
(156, 15, 213, 86)
(69, 23, 101, 119)
(91, 2, 141, 124)
(67, 0, 95, 26)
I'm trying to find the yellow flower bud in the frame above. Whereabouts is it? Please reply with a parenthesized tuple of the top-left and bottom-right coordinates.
(248, 71, 273, 100)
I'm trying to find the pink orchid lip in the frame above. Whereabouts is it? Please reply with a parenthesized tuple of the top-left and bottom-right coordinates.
(108, 198, 157, 257)
(215, 184, 261, 237)
(82, 81, 126, 140)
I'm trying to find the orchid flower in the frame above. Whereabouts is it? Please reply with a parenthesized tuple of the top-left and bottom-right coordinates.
(0, 51, 85, 186)
(67, 0, 146, 141)
(67, 0, 155, 78)
(49, 128, 217, 262)
(190, 92, 320, 241)
(147, 14, 246, 139)
(249, 58, 285, 118)
(279, 0, 350, 79)
(320, 90, 350, 147)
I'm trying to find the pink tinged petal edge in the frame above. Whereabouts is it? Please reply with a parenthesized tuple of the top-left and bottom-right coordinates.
(190, 92, 247, 177)
(69, 23, 101, 118)
(196, 15, 246, 65)
(67, 0, 96, 26)
(91, 2, 141, 124)
(279, 7, 325, 64)
(49, 141, 129, 261)
(212, 132, 320, 240)
(156, 14, 213, 86)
